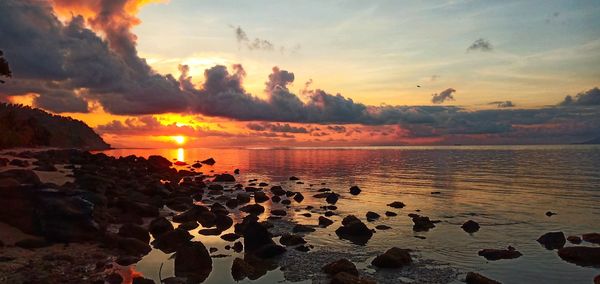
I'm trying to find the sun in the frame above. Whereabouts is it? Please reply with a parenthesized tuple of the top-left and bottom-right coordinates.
(172, 135, 186, 145)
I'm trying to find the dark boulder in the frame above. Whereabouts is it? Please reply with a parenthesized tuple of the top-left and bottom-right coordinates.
(175, 241, 212, 283)
(118, 223, 150, 243)
(567, 235, 582, 244)
(322, 259, 358, 276)
(221, 233, 241, 242)
(271, 209, 287, 216)
(557, 246, 600, 266)
(583, 233, 600, 244)
(387, 201, 405, 208)
(198, 228, 223, 236)
(293, 224, 316, 233)
(375, 225, 391, 230)
(349, 186, 361, 195)
(177, 221, 199, 231)
(478, 246, 522, 261)
(462, 220, 480, 233)
(240, 204, 265, 215)
(465, 272, 501, 284)
(293, 192, 304, 203)
(270, 186, 286, 196)
(231, 257, 255, 281)
(326, 193, 339, 204)
(330, 272, 375, 284)
(242, 220, 273, 252)
(200, 158, 216, 165)
(132, 277, 155, 284)
(149, 217, 174, 238)
(371, 247, 412, 268)
(279, 233, 306, 246)
(411, 215, 435, 232)
(385, 211, 397, 217)
(214, 174, 235, 182)
(152, 229, 193, 253)
(335, 216, 373, 245)
(537, 232, 566, 250)
(254, 243, 287, 258)
(117, 237, 152, 256)
(366, 211, 380, 221)
(319, 216, 334, 227)
(254, 192, 269, 203)
(289, 176, 300, 180)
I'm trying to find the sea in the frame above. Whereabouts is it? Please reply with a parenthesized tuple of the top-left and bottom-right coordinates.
(100, 145, 600, 284)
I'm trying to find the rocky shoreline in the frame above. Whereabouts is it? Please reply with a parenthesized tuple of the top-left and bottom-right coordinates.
(0, 149, 599, 284)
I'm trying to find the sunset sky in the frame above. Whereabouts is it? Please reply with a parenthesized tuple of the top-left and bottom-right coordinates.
(1, 0, 599, 147)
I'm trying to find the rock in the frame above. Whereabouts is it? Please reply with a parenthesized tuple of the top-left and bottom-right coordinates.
(34, 163, 57, 172)
(537, 232, 566, 250)
(293, 224, 316, 233)
(0, 169, 41, 185)
(242, 220, 273, 252)
(567, 235, 582, 244)
(207, 184, 224, 191)
(201, 158, 216, 165)
(478, 246, 522, 260)
(197, 211, 217, 227)
(461, 220, 480, 233)
(326, 193, 339, 204)
(240, 204, 265, 215)
(366, 211, 380, 221)
(270, 186, 286, 196)
(375, 225, 391, 230)
(15, 238, 50, 249)
(175, 241, 212, 282)
(557, 246, 600, 266)
(322, 259, 358, 276)
(349, 186, 361, 195)
(236, 193, 251, 204)
(272, 195, 281, 203)
(215, 214, 233, 231)
(254, 243, 287, 258)
(234, 169, 240, 174)
(319, 216, 334, 227)
(9, 159, 29, 167)
(335, 216, 373, 245)
(214, 174, 235, 182)
(289, 176, 300, 180)
(117, 237, 152, 256)
(148, 155, 172, 169)
(595, 275, 600, 284)
(385, 211, 397, 217)
(105, 273, 123, 284)
(411, 215, 435, 232)
(387, 201, 405, 208)
(152, 229, 193, 253)
(545, 211, 557, 217)
(221, 233, 241, 242)
(118, 223, 150, 243)
(132, 277, 155, 284)
(191, 162, 202, 168)
(198, 228, 223, 236)
(231, 257, 255, 281)
(232, 241, 243, 252)
(293, 192, 304, 202)
(582, 233, 600, 244)
(149, 217, 174, 238)
(279, 233, 306, 246)
(465, 272, 501, 284)
(271, 209, 287, 216)
(371, 247, 412, 268)
(254, 192, 269, 203)
(330, 272, 376, 284)
(178, 221, 199, 231)
(302, 213, 312, 217)
(225, 199, 239, 208)
(116, 255, 142, 266)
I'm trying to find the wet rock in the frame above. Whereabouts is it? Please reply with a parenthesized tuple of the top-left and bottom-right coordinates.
(478, 246, 522, 261)
(231, 257, 255, 281)
(271, 195, 281, 203)
(279, 233, 306, 246)
(240, 204, 265, 215)
(118, 223, 150, 243)
(567, 235, 582, 244)
(465, 272, 501, 284)
(225, 198, 239, 208)
(197, 211, 217, 227)
(254, 243, 287, 258)
(242, 220, 273, 252)
(116, 255, 142, 266)
(302, 213, 312, 217)
(0, 169, 41, 185)
(319, 216, 334, 227)
(117, 237, 152, 256)
(582, 233, 600, 244)
(293, 224, 316, 233)
(9, 159, 29, 167)
(375, 225, 391, 230)
(254, 192, 269, 203)
(214, 173, 235, 182)
(234, 169, 240, 174)
(411, 215, 436, 232)
(349, 186, 361, 195)
(335, 215, 373, 245)
(293, 192, 304, 203)
(557, 246, 600, 266)
(233, 241, 243, 252)
(236, 193, 251, 204)
(385, 211, 397, 217)
(198, 228, 223, 236)
(289, 176, 300, 181)
(105, 273, 123, 284)
(15, 238, 50, 249)
(281, 199, 291, 205)
(191, 162, 202, 168)
(295, 245, 311, 252)
(322, 259, 358, 276)
(331, 272, 376, 284)
(207, 184, 224, 191)
(366, 211, 380, 221)
(221, 233, 241, 242)
(178, 221, 199, 231)
(201, 158, 216, 165)
(461, 220, 480, 233)
(371, 247, 412, 268)
(132, 277, 155, 284)
(152, 229, 193, 253)
(215, 214, 233, 231)
(387, 201, 405, 208)
(545, 211, 557, 217)
(271, 209, 287, 216)
(270, 186, 287, 196)
(537, 232, 566, 250)
(326, 193, 339, 204)
(175, 241, 212, 283)
(149, 217, 174, 238)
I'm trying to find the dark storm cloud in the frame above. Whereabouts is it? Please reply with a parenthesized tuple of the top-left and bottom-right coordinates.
(559, 87, 600, 106)
(246, 122, 308, 133)
(327, 125, 347, 133)
(431, 88, 456, 104)
(489, 101, 516, 108)
(467, 38, 493, 52)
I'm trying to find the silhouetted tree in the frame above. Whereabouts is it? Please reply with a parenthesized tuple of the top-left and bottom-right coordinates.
(0, 50, 11, 84)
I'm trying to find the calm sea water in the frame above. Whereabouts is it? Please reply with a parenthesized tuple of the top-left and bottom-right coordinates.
(101, 145, 600, 284)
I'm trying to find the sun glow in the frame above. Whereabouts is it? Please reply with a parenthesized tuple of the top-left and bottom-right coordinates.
(172, 135, 186, 145)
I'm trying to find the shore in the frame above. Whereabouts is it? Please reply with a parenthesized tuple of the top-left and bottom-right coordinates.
(0, 149, 598, 284)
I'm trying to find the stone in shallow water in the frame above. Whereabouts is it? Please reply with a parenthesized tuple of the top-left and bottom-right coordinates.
(478, 246, 522, 261)
(322, 258, 358, 276)
(461, 220, 480, 233)
(174, 241, 212, 282)
(557, 246, 600, 266)
(371, 247, 412, 268)
(537, 231, 566, 250)
(465, 272, 501, 284)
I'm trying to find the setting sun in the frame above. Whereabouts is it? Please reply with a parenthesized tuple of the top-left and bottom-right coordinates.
(172, 135, 186, 145)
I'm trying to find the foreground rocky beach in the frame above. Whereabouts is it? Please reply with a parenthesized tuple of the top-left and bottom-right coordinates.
(0, 149, 598, 284)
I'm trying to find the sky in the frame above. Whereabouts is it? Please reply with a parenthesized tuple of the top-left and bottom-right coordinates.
(0, 0, 599, 147)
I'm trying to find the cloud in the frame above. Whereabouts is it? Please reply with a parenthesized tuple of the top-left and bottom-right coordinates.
(235, 26, 275, 51)
(467, 38, 493, 52)
(246, 122, 308, 133)
(327, 125, 347, 133)
(489, 101, 516, 108)
(0, 50, 11, 83)
(559, 87, 600, 106)
(431, 88, 456, 104)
